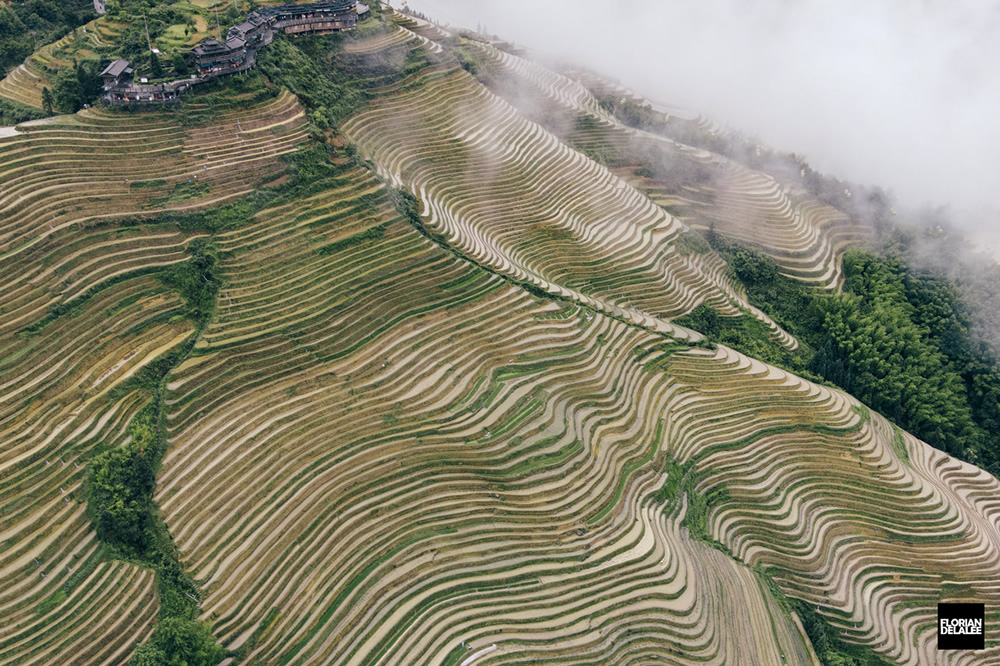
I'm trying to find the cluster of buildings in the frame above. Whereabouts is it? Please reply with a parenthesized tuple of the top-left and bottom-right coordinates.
(100, 1, 370, 104)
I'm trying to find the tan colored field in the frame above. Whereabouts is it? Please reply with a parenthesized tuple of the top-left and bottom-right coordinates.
(2, 11, 998, 666)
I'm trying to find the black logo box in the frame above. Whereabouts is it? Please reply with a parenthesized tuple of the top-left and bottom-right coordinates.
(938, 603, 985, 650)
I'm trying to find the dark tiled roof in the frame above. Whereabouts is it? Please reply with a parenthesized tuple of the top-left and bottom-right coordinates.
(192, 39, 226, 56)
(120, 1, 361, 105)
(228, 11, 269, 38)
(192, 37, 246, 57)
(100, 59, 131, 78)
(260, 1, 356, 19)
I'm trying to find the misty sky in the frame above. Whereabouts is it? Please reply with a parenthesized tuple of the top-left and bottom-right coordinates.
(405, 0, 1000, 247)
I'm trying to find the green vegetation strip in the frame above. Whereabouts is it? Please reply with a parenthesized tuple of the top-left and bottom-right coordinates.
(704, 233, 1000, 482)
(86, 239, 224, 665)
(72, 146, 373, 666)
(130, 180, 168, 190)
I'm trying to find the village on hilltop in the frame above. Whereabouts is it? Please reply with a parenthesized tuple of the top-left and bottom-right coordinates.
(99, 1, 370, 104)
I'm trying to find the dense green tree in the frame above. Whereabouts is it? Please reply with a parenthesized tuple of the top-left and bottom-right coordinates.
(0, 1, 93, 78)
(128, 619, 224, 666)
(699, 236, 1000, 479)
(147, 619, 225, 666)
(76, 57, 102, 100)
(116, 24, 151, 62)
(811, 290, 980, 458)
(41, 86, 53, 114)
(150, 52, 163, 78)
(50, 59, 102, 112)
(52, 67, 84, 112)
(256, 36, 369, 127)
(160, 239, 220, 324)
(87, 416, 157, 555)
(128, 643, 168, 666)
(171, 52, 187, 75)
(730, 247, 778, 285)
(0, 95, 46, 124)
(812, 251, 984, 459)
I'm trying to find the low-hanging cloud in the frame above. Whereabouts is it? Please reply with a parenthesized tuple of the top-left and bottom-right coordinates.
(406, 0, 1000, 249)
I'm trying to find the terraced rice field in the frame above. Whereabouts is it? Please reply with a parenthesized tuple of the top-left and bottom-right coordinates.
(343, 27, 417, 55)
(156, 166, 819, 664)
(154, 161, 1000, 664)
(150, 45, 998, 663)
(0, 91, 306, 342)
(146, 54, 1000, 664)
(0, 29, 101, 109)
(693, 166, 872, 286)
(665, 347, 1000, 664)
(0, 91, 310, 664)
(355, 11, 448, 55)
(5, 15, 999, 666)
(399, 14, 453, 43)
(341, 65, 797, 345)
(0, 60, 50, 110)
(466, 43, 872, 289)
(0, 272, 190, 663)
(0, 90, 305, 250)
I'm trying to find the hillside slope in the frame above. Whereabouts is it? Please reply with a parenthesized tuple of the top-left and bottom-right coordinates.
(1, 7, 998, 666)
(342, 65, 798, 347)
(458, 41, 873, 290)
(158, 166, 819, 665)
(0, 91, 307, 665)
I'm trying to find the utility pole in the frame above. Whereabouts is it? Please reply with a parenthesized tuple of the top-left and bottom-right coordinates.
(215, 7, 222, 40)
(143, 13, 153, 53)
